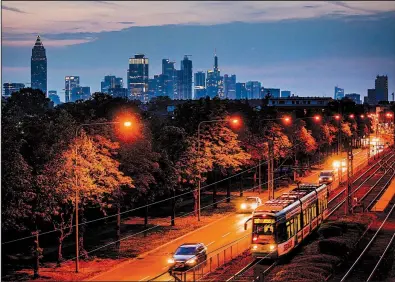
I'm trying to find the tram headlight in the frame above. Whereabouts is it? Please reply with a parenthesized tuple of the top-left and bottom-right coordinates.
(252, 245, 258, 250)
(269, 245, 276, 250)
(241, 203, 247, 209)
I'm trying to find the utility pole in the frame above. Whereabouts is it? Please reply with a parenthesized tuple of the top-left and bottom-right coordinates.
(345, 137, 353, 215)
(268, 138, 274, 200)
(258, 159, 262, 194)
(338, 104, 342, 155)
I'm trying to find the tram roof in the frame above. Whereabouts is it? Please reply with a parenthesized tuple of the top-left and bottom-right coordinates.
(254, 184, 324, 214)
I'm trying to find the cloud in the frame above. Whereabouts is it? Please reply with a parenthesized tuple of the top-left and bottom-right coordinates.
(3, 38, 97, 47)
(2, 1, 395, 38)
(2, 4, 26, 13)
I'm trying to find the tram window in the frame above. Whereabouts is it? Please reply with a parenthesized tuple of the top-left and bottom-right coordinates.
(277, 223, 287, 242)
(312, 204, 317, 218)
(297, 214, 301, 231)
(286, 218, 295, 239)
(303, 209, 310, 227)
(254, 223, 274, 236)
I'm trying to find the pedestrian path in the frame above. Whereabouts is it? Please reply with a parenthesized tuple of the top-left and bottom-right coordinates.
(371, 177, 395, 212)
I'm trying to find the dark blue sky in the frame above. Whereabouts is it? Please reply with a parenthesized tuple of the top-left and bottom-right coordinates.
(2, 2, 395, 102)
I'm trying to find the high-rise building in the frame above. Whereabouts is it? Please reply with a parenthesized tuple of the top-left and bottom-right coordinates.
(162, 59, 177, 99)
(128, 54, 149, 102)
(174, 70, 183, 100)
(224, 74, 236, 99)
(3, 83, 25, 98)
(101, 75, 123, 94)
(71, 86, 90, 102)
(246, 81, 261, 99)
(48, 90, 61, 105)
(281, 90, 291, 98)
(194, 71, 206, 99)
(334, 86, 344, 100)
(367, 89, 376, 105)
(236, 83, 247, 99)
(109, 86, 128, 99)
(31, 35, 47, 95)
(262, 88, 280, 98)
(65, 76, 80, 103)
(179, 55, 193, 100)
(375, 75, 388, 102)
(345, 93, 361, 104)
(206, 52, 224, 99)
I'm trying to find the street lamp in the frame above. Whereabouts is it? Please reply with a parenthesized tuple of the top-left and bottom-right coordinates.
(74, 120, 132, 273)
(197, 117, 241, 221)
(333, 160, 341, 187)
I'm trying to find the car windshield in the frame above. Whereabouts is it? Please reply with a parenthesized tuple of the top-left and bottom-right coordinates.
(246, 198, 257, 202)
(320, 172, 332, 177)
(175, 246, 196, 255)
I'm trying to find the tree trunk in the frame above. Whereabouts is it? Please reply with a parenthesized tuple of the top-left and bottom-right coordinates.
(115, 203, 121, 253)
(226, 175, 231, 203)
(57, 235, 63, 267)
(32, 231, 40, 279)
(193, 189, 198, 217)
(239, 175, 243, 197)
(171, 189, 175, 226)
(144, 199, 149, 237)
(78, 208, 88, 259)
(213, 171, 217, 209)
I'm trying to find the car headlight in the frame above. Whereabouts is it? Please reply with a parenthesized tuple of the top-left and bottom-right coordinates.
(186, 258, 196, 265)
(251, 203, 258, 209)
(241, 203, 247, 209)
(167, 258, 175, 264)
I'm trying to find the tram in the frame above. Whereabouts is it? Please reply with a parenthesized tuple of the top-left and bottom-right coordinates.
(244, 183, 329, 258)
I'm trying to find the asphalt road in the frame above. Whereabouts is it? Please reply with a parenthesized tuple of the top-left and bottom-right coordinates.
(89, 148, 369, 281)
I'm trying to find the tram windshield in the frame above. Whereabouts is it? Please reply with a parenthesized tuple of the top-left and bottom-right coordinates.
(253, 218, 275, 236)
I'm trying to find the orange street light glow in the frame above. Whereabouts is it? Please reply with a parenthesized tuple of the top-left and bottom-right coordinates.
(349, 114, 355, 119)
(314, 115, 321, 121)
(123, 121, 132, 127)
(283, 116, 291, 123)
(334, 115, 341, 120)
(231, 118, 240, 124)
(360, 114, 365, 118)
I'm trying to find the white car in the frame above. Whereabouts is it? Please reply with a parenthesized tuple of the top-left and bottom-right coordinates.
(239, 197, 262, 213)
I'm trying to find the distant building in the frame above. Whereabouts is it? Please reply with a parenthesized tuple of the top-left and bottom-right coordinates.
(224, 74, 236, 99)
(162, 59, 177, 99)
(334, 86, 344, 100)
(65, 76, 80, 103)
(281, 90, 291, 98)
(31, 35, 47, 95)
(71, 86, 90, 102)
(128, 54, 149, 102)
(236, 83, 247, 99)
(109, 86, 128, 99)
(268, 97, 333, 108)
(194, 71, 206, 99)
(246, 81, 261, 99)
(367, 89, 376, 105)
(345, 93, 361, 104)
(48, 90, 61, 105)
(101, 75, 123, 94)
(262, 88, 280, 98)
(206, 52, 223, 98)
(375, 75, 388, 102)
(179, 55, 193, 100)
(3, 83, 25, 98)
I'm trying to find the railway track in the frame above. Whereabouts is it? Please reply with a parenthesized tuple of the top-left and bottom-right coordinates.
(198, 151, 395, 282)
(332, 200, 395, 282)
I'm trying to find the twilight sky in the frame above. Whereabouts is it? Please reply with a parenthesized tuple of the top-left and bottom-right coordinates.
(2, 1, 395, 102)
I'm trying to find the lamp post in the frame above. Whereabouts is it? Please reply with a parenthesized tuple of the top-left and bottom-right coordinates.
(74, 120, 132, 273)
(197, 117, 240, 221)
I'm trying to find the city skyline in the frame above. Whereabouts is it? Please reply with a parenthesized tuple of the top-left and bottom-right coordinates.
(2, 1, 395, 102)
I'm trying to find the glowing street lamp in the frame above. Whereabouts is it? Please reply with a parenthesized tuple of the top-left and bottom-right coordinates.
(349, 114, 355, 119)
(314, 115, 321, 122)
(124, 121, 132, 127)
(360, 114, 365, 119)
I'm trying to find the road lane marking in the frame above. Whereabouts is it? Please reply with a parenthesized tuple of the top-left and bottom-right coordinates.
(222, 232, 231, 238)
(206, 241, 215, 247)
(139, 276, 150, 281)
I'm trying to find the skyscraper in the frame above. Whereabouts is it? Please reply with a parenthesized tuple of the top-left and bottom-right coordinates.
(236, 83, 247, 99)
(367, 89, 376, 105)
(65, 76, 80, 103)
(194, 71, 206, 99)
(128, 54, 149, 102)
(179, 55, 193, 100)
(246, 81, 261, 99)
(345, 93, 361, 104)
(31, 35, 47, 95)
(71, 86, 90, 102)
(162, 59, 177, 99)
(101, 75, 123, 94)
(3, 83, 25, 98)
(224, 74, 236, 99)
(334, 86, 344, 100)
(206, 51, 223, 99)
(375, 75, 388, 102)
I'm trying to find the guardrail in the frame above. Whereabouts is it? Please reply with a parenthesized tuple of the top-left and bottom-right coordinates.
(172, 234, 251, 282)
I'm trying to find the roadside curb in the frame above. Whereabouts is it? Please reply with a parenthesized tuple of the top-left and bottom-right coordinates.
(85, 212, 234, 281)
